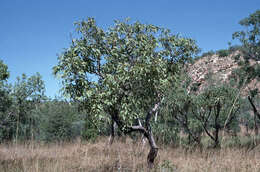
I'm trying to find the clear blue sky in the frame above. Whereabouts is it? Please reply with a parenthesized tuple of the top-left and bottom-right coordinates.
(1, 0, 259, 97)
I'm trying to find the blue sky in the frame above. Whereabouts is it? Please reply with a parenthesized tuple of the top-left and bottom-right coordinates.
(0, 0, 259, 97)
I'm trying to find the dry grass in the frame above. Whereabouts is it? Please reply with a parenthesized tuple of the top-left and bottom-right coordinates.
(0, 137, 260, 172)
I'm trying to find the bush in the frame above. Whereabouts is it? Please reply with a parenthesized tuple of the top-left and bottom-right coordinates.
(217, 49, 230, 57)
(152, 121, 180, 145)
(202, 50, 215, 57)
(33, 100, 84, 142)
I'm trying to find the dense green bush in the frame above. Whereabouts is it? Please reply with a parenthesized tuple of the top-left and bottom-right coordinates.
(217, 49, 230, 57)
(32, 100, 85, 141)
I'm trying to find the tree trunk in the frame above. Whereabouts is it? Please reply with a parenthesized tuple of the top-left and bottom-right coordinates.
(254, 113, 259, 136)
(145, 131, 158, 169)
(108, 120, 116, 145)
(214, 100, 221, 148)
(109, 100, 161, 169)
(214, 127, 220, 148)
(248, 96, 260, 121)
(248, 96, 259, 136)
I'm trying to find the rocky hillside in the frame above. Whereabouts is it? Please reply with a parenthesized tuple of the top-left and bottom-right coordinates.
(187, 51, 260, 95)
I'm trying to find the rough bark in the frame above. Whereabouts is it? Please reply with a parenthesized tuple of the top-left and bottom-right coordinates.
(248, 96, 260, 121)
(213, 100, 221, 148)
(129, 125, 158, 169)
(108, 120, 116, 145)
(248, 96, 260, 136)
(107, 100, 161, 169)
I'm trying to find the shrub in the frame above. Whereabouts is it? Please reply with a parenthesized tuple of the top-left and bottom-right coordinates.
(201, 50, 215, 58)
(217, 49, 230, 57)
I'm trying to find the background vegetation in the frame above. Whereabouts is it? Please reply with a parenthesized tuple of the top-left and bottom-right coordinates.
(0, 9, 259, 171)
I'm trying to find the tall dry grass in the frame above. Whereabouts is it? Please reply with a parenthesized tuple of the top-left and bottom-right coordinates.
(0, 137, 260, 172)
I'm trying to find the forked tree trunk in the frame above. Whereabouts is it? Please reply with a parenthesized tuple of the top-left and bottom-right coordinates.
(108, 100, 161, 169)
(129, 125, 159, 169)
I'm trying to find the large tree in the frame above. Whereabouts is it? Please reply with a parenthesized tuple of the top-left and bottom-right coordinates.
(232, 10, 260, 129)
(54, 18, 198, 168)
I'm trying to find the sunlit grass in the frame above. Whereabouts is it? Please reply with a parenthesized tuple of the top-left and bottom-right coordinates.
(0, 137, 259, 171)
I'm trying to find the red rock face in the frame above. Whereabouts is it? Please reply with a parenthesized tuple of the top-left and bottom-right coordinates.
(187, 51, 259, 94)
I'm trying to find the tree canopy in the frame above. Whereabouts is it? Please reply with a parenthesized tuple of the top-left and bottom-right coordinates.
(54, 18, 199, 167)
(0, 60, 9, 81)
(233, 10, 260, 61)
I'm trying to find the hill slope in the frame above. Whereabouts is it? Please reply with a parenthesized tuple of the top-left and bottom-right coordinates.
(187, 51, 260, 95)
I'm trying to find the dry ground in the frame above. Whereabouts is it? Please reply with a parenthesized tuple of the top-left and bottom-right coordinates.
(0, 137, 260, 172)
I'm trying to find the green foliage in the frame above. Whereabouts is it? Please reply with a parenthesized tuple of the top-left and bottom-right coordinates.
(81, 112, 110, 142)
(0, 83, 12, 114)
(228, 45, 243, 54)
(163, 73, 242, 147)
(54, 18, 199, 134)
(217, 49, 229, 57)
(0, 73, 47, 141)
(162, 73, 204, 145)
(158, 160, 177, 171)
(197, 45, 243, 61)
(32, 100, 84, 141)
(232, 10, 260, 61)
(0, 60, 9, 81)
(0, 60, 13, 140)
(201, 50, 215, 58)
(0, 85, 13, 140)
(239, 100, 255, 131)
(194, 85, 242, 147)
(151, 120, 180, 145)
(231, 60, 260, 89)
(0, 60, 11, 117)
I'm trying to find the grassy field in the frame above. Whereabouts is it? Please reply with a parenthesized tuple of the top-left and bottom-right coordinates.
(0, 137, 260, 172)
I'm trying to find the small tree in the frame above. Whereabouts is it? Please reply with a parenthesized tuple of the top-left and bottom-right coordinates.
(33, 99, 84, 141)
(0, 60, 11, 113)
(162, 74, 204, 146)
(0, 60, 13, 140)
(10, 73, 46, 141)
(192, 85, 241, 148)
(54, 18, 198, 167)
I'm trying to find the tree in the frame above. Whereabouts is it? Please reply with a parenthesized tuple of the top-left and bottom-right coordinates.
(0, 60, 9, 81)
(248, 91, 260, 136)
(232, 10, 260, 135)
(162, 74, 204, 146)
(0, 60, 11, 113)
(0, 60, 13, 140)
(192, 85, 241, 148)
(1, 73, 47, 141)
(54, 18, 198, 168)
(232, 10, 260, 61)
(163, 72, 241, 148)
(32, 99, 85, 141)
